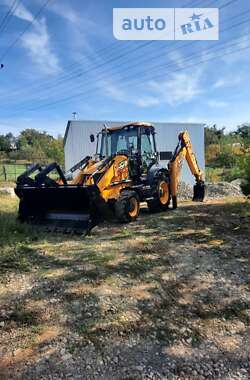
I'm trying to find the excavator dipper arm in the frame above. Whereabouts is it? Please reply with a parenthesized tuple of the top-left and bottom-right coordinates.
(169, 131, 205, 208)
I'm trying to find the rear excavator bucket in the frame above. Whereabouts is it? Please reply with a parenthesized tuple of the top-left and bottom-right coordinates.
(15, 163, 102, 235)
(193, 181, 206, 202)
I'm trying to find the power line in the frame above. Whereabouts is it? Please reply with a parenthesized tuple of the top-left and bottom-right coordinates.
(0, 0, 52, 62)
(0, 0, 20, 35)
(10, 29, 250, 114)
(26, 42, 250, 112)
(35, 11, 250, 101)
(0, 0, 223, 95)
(6, 7, 248, 107)
(0, 0, 240, 102)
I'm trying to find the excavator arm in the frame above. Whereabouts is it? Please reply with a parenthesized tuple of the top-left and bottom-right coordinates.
(169, 131, 205, 208)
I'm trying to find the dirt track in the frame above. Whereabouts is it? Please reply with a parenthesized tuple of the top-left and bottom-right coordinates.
(0, 197, 249, 379)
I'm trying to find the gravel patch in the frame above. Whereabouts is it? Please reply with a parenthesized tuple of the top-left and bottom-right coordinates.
(178, 181, 244, 200)
(0, 197, 249, 379)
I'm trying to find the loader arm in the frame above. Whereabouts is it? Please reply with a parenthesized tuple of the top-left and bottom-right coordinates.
(169, 131, 205, 208)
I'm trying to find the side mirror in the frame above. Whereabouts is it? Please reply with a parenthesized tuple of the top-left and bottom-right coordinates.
(90, 134, 95, 143)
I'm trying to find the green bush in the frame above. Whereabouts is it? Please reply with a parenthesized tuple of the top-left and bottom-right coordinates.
(241, 156, 250, 195)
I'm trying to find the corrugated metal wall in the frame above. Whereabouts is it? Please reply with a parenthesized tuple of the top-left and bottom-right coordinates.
(64, 120, 205, 186)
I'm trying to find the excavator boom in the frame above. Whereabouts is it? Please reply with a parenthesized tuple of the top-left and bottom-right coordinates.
(169, 131, 205, 208)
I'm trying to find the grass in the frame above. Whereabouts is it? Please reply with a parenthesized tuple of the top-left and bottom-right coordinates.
(0, 196, 41, 273)
(0, 193, 249, 378)
(0, 163, 61, 183)
(0, 164, 27, 182)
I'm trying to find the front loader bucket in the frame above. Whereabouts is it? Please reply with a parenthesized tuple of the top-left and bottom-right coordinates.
(15, 185, 102, 235)
(193, 182, 206, 202)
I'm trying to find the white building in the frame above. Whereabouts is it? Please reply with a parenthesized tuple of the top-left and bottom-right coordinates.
(64, 120, 205, 186)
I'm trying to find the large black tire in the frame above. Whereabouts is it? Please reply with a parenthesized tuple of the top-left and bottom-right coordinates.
(147, 177, 171, 212)
(115, 190, 140, 223)
(18, 198, 29, 222)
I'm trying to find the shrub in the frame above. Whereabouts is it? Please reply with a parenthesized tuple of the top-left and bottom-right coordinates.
(241, 156, 250, 195)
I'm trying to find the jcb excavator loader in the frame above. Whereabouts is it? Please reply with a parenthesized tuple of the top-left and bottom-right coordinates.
(15, 122, 205, 234)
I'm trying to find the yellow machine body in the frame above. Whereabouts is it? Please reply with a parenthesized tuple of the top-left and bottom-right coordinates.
(15, 122, 205, 234)
(70, 155, 130, 201)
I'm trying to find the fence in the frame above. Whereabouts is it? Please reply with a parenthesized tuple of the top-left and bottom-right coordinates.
(0, 160, 62, 182)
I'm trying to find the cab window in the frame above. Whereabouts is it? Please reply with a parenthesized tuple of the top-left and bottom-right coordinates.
(141, 133, 153, 155)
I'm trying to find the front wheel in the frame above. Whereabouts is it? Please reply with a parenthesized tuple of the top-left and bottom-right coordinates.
(147, 179, 171, 212)
(115, 190, 140, 223)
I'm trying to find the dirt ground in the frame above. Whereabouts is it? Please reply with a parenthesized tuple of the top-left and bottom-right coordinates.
(0, 196, 249, 380)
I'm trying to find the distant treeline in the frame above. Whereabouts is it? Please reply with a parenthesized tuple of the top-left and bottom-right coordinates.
(0, 129, 64, 165)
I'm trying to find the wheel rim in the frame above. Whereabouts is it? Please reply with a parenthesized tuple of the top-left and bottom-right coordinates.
(159, 181, 169, 205)
(128, 197, 139, 217)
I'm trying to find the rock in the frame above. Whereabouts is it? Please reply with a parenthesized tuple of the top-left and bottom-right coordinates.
(0, 321, 5, 327)
(178, 181, 244, 200)
(0, 187, 15, 197)
(61, 353, 72, 361)
(178, 182, 193, 200)
(230, 178, 243, 187)
(114, 357, 119, 364)
(207, 182, 244, 199)
(134, 365, 144, 371)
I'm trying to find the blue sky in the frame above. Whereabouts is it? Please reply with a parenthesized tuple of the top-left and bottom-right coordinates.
(0, 0, 249, 136)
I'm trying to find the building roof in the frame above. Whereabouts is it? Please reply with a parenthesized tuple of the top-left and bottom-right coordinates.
(64, 119, 205, 146)
(104, 121, 154, 132)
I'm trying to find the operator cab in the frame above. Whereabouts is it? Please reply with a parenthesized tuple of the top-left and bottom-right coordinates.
(98, 122, 158, 171)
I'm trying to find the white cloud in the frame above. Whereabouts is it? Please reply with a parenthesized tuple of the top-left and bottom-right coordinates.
(96, 69, 202, 109)
(212, 76, 242, 90)
(1, 1, 61, 75)
(96, 46, 203, 109)
(104, 82, 126, 99)
(21, 17, 61, 75)
(207, 100, 230, 108)
(148, 70, 202, 106)
(136, 96, 160, 108)
(2, 0, 36, 24)
(13, 2, 34, 23)
(221, 31, 250, 64)
(213, 79, 226, 89)
(47, 2, 80, 24)
(166, 50, 186, 69)
(97, 79, 161, 108)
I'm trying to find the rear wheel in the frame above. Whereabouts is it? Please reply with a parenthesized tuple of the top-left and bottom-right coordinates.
(147, 179, 171, 212)
(115, 190, 140, 223)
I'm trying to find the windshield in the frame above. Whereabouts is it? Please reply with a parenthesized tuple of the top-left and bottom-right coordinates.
(100, 127, 138, 157)
(99, 126, 156, 160)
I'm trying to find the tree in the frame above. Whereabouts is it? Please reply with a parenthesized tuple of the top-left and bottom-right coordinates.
(241, 156, 250, 195)
(44, 136, 64, 165)
(16, 129, 53, 151)
(205, 125, 225, 147)
(235, 124, 250, 139)
(15, 129, 64, 162)
(0, 133, 15, 152)
(0, 135, 9, 151)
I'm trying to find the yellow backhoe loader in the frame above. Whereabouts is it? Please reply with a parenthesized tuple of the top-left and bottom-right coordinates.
(15, 122, 205, 234)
